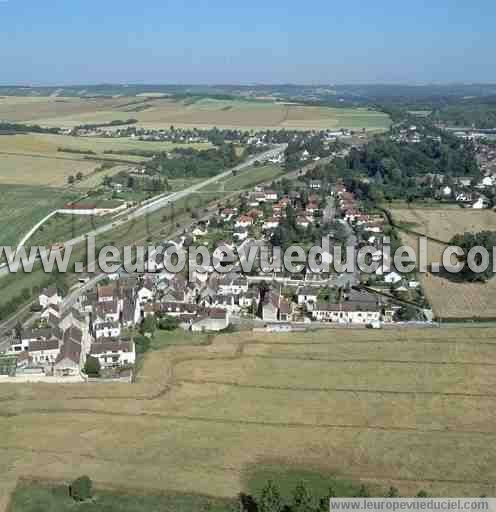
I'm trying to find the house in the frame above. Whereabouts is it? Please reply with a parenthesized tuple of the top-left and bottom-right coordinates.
(29, 339, 60, 366)
(207, 295, 241, 315)
(311, 302, 381, 324)
(480, 176, 495, 188)
(384, 272, 402, 284)
(90, 339, 136, 369)
(220, 208, 236, 221)
(8, 328, 55, 353)
(235, 215, 254, 229)
(94, 300, 120, 323)
(456, 191, 473, 203)
(136, 283, 154, 305)
(261, 291, 291, 322)
(218, 276, 249, 296)
(297, 286, 319, 306)
(264, 190, 278, 202)
(191, 308, 229, 332)
(262, 218, 280, 230)
(472, 196, 490, 209)
(144, 302, 202, 318)
(310, 180, 322, 190)
(94, 321, 121, 339)
(296, 216, 310, 228)
(40, 303, 60, 320)
(97, 285, 115, 303)
(53, 340, 83, 377)
(192, 225, 208, 237)
(233, 227, 249, 242)
(39, 287, 61, 308)
(441, 186, 452, 197)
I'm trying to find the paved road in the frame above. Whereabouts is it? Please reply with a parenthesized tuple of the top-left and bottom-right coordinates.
(0, 145, 286, 278)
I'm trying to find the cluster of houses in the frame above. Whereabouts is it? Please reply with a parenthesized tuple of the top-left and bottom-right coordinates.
(7, 285, 137, 379)
(421, 172, 494, 209)
(213, 186, 326, 242)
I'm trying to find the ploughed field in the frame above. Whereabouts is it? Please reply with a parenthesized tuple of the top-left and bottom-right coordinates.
(2, 327, 496, 509)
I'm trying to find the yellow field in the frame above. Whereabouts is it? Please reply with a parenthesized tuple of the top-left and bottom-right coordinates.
(391, 207, 496, 319)
(392, 207, 496, 243)
(0, 152, 98, 186)
(0, 133, 210, 187)
(0, 96, 391, 132)
(2, 327, 496, 509)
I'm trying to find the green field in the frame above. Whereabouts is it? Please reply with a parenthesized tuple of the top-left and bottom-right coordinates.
(205, 164, 285, 192)
(0, 185, 77, 247)
(9, 482, 233, 512)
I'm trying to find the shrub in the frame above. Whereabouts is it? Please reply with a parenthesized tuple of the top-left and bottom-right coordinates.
(69, 475, 93, 501)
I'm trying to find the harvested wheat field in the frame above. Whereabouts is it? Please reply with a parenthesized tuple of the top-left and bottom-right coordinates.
(2, 327, 496, 509)
(1, 96, 391, 132)
(391, 207, 496, 319)
(392, 207, 496, 243)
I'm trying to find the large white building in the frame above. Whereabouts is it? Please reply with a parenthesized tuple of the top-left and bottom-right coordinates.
(90, 340, 136, 369)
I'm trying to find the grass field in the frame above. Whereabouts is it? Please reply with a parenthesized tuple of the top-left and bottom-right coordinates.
(3, 327, 496, 509)
(0, 185, 77, 246)
(0, 96, 392, 132)
(390, 207, 496, 319)
(204, 164, 285, 192)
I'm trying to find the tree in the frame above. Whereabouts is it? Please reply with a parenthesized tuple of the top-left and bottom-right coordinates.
(449, 231, 496, 282)
(67, 175, 75, 185)
(140, 315, 156, 336)
(386, 486, 399, 498)
(417, 490, 429, 498)
(292, 481, 314, 512)
(84, 356, 101, 377)
(357, 485, 370, 497)
(69, 475, 93, 501)
(158, 315, 179, 331)
(14, 321, 23, 341)
(319, 486, 336, 512)
(76, 171, 84, 181)
(259, 480, 283, 512)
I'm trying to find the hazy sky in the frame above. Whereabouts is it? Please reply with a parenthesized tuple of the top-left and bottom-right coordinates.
(1, 0, 495, 85)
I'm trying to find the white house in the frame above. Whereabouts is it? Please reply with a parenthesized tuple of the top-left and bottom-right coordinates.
(218, 276, 249, 296)
(312, 303, 381, 324)
(191, 309, 229, 332)
(235, 215, 254, 229)
(90, 340, 136, 368)
(39, 287, 61, 308)
(441, 186, 452, 197)
(29, 339, 60, 366)
(264, 190, 278, 202)
(384, 272, 402, 284)
(136, 284, 154, 305)
(94, 321, 121, 340)
(472, 197, 490, 209)
(262, 218, 280, 230)
(297, 287, 319, 306)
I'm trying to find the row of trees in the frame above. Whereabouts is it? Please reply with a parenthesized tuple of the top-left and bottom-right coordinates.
(65, 476, 430, 509)
(236, 480, 429, 512)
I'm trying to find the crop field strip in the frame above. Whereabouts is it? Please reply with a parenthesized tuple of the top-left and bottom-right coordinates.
(3, 328, 496, 504)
